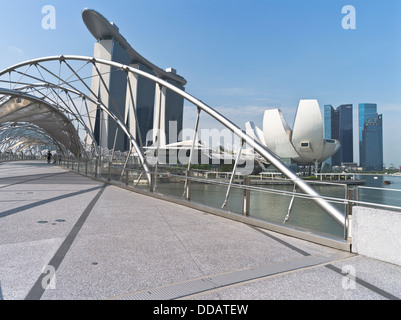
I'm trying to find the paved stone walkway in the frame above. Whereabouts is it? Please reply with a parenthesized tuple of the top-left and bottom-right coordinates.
(0, 161, 400, 300)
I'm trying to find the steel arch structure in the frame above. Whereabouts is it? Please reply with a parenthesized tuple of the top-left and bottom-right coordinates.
(0, 122, 67, 155)
(0, 55, 346, 227)
(0, 87, 84, 157)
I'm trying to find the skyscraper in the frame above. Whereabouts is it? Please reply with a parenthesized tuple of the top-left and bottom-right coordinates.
(359, 103, 383, 171)
(324, 104, 353, 167)
(90, 38, 130, 152)
(82, 9, 187, 152)
(324, 105, 336, 168)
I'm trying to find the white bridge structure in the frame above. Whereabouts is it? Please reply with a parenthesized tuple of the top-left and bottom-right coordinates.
(0, 55, 346, 229)
(246, 100, 341, 167)
(0, 9, 347, 235)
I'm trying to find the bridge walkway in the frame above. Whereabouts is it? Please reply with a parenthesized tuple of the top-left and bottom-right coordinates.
(0, 161, 400, 300)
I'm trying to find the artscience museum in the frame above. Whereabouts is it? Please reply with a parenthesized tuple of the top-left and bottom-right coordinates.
(246, 99, 340, 168)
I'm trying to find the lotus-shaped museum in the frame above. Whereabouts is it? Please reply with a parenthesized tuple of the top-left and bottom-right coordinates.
(246, 99, 340, 166)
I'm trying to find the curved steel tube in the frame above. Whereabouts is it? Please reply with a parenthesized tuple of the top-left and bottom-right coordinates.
(0, 87, 83, 156)
(0, 55, 345, 227)
(7, 83, 98, 153)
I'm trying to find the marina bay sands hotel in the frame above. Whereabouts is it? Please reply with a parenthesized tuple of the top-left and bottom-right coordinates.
(82, 9, 187, 151)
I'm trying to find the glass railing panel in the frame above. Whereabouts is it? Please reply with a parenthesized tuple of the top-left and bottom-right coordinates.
(153, 172, 185, 198)
(189, 181, 243, 213)
(87, 161, 96, 177)
(248, 180, 346, 239)
(358, 187, 401, 208)
(355, 174, 401, 208)
(152, 172, 243, 213)
(61, 159, 352, 239)
(287, 193, 346, 239)
(128, 168, 150, 191)
(248, 184, 293, 225)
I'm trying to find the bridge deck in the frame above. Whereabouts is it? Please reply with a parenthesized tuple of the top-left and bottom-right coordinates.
(0, 161, 400, 300)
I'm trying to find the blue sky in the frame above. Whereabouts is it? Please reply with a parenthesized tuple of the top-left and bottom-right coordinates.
(1, 0, 401, 166)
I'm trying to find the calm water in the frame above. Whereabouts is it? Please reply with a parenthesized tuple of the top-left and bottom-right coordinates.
(152, 180, 345, 239)
(150, 174, 401, 240)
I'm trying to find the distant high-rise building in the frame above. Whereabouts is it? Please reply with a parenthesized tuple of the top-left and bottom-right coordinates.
(324, 104, 353, 167)
(324, 105, 336, 168)
(359, 103, 383, 171)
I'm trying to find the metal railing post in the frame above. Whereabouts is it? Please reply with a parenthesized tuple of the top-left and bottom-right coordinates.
(284, 184, 297, 223)
(150, 168, 156, 193)
(222, 139, 244, 209)
(98, 159, 102, 178)
(347, 188, 354, 216)
(182, 107, 201, 199)
(185, 170, 192, 201)
(242, 177, 250, 216)
(345, 187, 355, 240)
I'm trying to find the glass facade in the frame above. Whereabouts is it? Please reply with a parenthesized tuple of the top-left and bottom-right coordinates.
(92, 40, 185, 150)
(92, 39, 130, 151)
(324, 104, 353, 167)
(359, 103, 377, 145)
(164, 79, 185, 145)
(86, 10, 187, 153)
(324, 105, 334, 168)
(108, 40, 130, 151)
(337, 104, 353, 164)
(359, 103, 383, 171)
(135, 63, 157, 147)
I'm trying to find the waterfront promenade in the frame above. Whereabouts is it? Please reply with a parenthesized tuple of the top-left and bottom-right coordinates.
(0, 161, 400, 300)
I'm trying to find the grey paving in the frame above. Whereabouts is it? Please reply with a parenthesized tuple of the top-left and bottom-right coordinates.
(0, 160, 400, 300)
